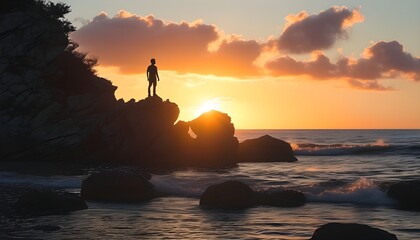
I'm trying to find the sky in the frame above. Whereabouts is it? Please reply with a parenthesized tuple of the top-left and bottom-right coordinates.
(54, 0, 420, 129)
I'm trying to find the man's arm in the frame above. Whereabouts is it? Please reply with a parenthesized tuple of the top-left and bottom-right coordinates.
(146, 66, 150, 80)
(156, 68, 160, 81)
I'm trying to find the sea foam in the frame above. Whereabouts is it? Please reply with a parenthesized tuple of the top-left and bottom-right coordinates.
(304, 177, 396, 205)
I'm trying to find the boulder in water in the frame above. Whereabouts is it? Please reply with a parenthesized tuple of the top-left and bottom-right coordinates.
(200, 180, 257, 209)
(310, 223, 398, 240)
(237, 135, 297, 163)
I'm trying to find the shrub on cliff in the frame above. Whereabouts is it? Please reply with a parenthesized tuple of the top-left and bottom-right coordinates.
(4, 0, 106, 96)
(2, 0, 75, 34)
(50, 41, 105, 96)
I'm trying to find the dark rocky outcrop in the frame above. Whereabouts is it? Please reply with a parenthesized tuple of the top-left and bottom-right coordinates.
(200, 180, 305, 209)
(15, 190, 87, 215)
(387, 180, 420, 210)
(189, 110, 239, 167)
(81, 171, 156, 203)
(0, 1, 297, 169)
(258, 189, 306, 207)
(0, 2, 178, 167)
(310, 222, 398, 240)
(150, 120, 195, 167)
(101, 96, 180, 165)
(237, 135, 297, 163)
(200, 180, 257, 209)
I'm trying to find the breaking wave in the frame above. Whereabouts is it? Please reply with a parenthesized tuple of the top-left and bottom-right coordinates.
(302, 177, 396, 205)
(292, 139, 420, 156)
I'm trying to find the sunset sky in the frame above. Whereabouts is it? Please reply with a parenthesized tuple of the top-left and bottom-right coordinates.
(55, 0, 420, 129)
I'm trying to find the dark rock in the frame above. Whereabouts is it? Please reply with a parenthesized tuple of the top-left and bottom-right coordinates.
(258, 189, 306, 207)
(151, 120, 195, 167)
(387, 180, 420, 210)
(0, 2, 116, 163)
(310, 223, 398, 240)
(81, 171, 155, 203)
(101, 96, 180, 165)
(189, 110, 235, 139)
(189, 110, 239, 167)
(200, 180, 257, 209)
(0, 2, 182, 166)
(15, 191, 87, 215)
(237, 135, 297, 162)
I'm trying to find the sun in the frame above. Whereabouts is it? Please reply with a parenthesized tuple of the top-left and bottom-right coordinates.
(195, 99, 222, 117)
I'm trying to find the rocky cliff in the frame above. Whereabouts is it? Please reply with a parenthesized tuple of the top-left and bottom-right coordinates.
(0, 1, 296, 168)
(0, 1, 180, 165)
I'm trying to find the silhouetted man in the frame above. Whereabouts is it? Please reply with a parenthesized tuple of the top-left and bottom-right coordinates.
(147, 58, 160, 97)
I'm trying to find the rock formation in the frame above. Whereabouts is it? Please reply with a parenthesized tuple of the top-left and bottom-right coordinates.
(0, 1, 181, 166)
(189, 110, 239, 167)
(237, 135, 297, 162)
(200, 180, 257, 209)
(0, 1, 296, 169)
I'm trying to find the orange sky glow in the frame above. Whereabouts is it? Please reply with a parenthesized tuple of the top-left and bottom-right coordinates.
(68, 4, 420, 129)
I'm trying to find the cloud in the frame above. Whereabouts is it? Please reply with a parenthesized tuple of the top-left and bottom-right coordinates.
(348, 79, 393, 91)
(71, 11, 262, 76)
(277, 6, 363, 53)
(265, 51, 338, 79)
(266, 40, 420, 89)
(70, 9, 420, 91)
(342, 41, 420, 81)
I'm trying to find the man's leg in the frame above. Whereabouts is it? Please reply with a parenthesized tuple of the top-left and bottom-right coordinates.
(148, 81, 152, 97)
(153, 81, 157, 96)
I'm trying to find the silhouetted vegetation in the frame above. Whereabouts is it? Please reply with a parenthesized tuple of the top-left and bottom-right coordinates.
(2, 0, 75, 34)
(5, 0, 113, 96)
(34, 0, 75, 34)
(64, 41, 98, 75)
(48, 41, 105, 96)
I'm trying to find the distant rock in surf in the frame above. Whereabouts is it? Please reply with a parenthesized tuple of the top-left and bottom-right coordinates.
(15, 190, 87, 215)
(387, 180, 420, 211)
(237, 135, 297, 162)
(310, 222, 398, 240)
(200, 180, 257, 209)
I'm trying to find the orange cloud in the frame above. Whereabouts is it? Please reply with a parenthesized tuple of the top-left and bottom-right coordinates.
(266, 41, 420, 90)
(70, 9, 419, 91)
(71, 11, 262, 77)
(278, 6, 363, 53)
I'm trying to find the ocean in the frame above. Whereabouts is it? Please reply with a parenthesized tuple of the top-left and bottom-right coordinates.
(1, 129, 419, 239)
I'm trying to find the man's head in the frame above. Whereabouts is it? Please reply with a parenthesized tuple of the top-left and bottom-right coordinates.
(151, 58, 156, 64)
